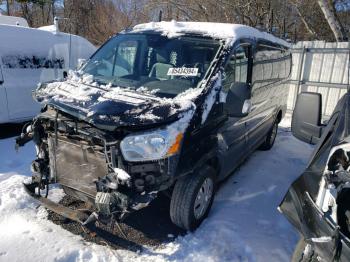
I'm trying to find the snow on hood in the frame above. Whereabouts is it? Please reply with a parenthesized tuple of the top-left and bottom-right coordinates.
(132, 21, 290, 47)
(34, 72, 198, 129)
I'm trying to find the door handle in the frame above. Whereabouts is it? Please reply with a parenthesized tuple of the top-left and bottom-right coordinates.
(0, 80, 3, 85)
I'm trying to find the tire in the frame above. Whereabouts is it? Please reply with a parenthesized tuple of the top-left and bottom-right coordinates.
(170, 165, 216, 231)
(292, 238, 317, 262)
(259, 120, 278, 151)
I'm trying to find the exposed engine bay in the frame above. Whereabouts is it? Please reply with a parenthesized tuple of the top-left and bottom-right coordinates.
(317, 143, 350, 238)
(17, 106, 178, 226)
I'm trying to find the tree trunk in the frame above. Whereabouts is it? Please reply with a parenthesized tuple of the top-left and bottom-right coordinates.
(6, 0, 10, 15)
(294, 5, 319, 39)
(52, 0, 56, 22)
(317, 0, 348, 41)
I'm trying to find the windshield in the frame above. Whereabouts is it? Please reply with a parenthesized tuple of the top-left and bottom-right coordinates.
(81, 33, 221, 97)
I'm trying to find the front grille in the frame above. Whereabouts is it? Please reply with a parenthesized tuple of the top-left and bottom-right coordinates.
(49, 135, 108, 198)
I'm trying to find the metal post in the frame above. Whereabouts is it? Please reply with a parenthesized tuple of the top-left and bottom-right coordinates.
(289, 43, 349, 118)
(158, 10, 163, 22)
(293, 46, 306, 109)
(348, 42, 350, 92)
(6, 0, 10, 16)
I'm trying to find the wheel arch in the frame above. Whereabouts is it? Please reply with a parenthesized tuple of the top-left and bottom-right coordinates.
(205, 156, 220, 176)
(276, 109, 283, 123)
(174, 152, 220, 186)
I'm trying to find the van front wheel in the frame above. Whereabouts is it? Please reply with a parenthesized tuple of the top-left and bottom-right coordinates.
(170, 165, 216, 231)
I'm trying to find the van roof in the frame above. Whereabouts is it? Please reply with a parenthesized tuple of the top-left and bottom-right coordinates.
(0, 15, 29, 27)
(0, 24, 96, 69)
(132, 21, 290, 48)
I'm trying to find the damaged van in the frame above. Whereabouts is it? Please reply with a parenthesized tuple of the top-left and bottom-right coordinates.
(17, 21, 291, 231)
(280, 91, 350, 261)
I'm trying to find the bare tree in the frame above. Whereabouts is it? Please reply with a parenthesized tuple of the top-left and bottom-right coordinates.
(60, 0, 143, 45)
(3, 0, 349, 43)
(6, 0, 10, 15)
(289, 0, 319, 38)
(317, 0, 348, 41)
(0, 0, 12, 15)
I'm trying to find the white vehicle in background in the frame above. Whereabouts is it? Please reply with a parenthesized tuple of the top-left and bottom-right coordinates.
(0, 15, 96, 124)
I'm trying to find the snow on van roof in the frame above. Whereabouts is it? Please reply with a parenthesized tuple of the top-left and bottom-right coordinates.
(132, 21, 290, 47)
(0, 15, 29, 27)
(38, 25, 57, 33)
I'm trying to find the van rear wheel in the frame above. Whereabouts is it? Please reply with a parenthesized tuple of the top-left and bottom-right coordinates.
(170, 165, 215, 231)
(259, 120, 278, 151)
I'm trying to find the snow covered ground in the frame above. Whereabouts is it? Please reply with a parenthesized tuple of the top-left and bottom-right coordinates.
(0, 116, 314, 262)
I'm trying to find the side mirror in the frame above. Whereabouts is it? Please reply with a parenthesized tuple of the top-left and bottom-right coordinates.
(292, 92, 324, 145)
(225, 83, 252, 117)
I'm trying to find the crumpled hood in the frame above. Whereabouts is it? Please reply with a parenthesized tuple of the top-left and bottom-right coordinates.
(34, 80, 196, 129)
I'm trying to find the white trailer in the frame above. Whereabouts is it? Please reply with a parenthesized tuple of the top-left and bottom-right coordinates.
(0, 15, 96, 123)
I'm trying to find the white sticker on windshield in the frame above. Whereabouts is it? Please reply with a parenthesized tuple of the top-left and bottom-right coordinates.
(167, 67, 199, 76)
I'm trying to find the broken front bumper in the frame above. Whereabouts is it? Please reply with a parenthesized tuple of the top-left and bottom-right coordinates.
(23, 182, 89, 224)
(23, 131, 177, 224)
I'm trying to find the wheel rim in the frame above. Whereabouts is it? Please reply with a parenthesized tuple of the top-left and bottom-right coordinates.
(194, 177, 214, 219)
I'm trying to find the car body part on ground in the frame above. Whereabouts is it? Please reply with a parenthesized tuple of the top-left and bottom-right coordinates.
(0, 16, 96, 124)
(16, 21, 291, 231)
(280, 91, 350, 261)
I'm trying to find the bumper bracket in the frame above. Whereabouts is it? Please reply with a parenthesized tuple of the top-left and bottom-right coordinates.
(23, 182, 89, 224)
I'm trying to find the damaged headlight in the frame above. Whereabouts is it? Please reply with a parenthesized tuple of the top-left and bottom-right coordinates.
(120, 130, 183, 162)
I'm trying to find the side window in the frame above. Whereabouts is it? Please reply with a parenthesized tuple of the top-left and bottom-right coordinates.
(223, 44, 250, 92)
(253, 43, 291, 88)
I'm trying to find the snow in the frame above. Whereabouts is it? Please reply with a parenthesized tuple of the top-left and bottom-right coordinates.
(132, 21, 290, 48)
(36, 72, 197, 125)
(41, 81, 103, 105)
(114, 168, 131, 181)
(38, 25, 57, 33)
(201, 72, 221, 124)
(164, 108, 195, 147)
(0, 116, 314, 261)
(101, 89, 156, 105)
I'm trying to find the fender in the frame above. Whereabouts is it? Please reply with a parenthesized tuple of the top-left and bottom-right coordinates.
(176, 149, 219, 180)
